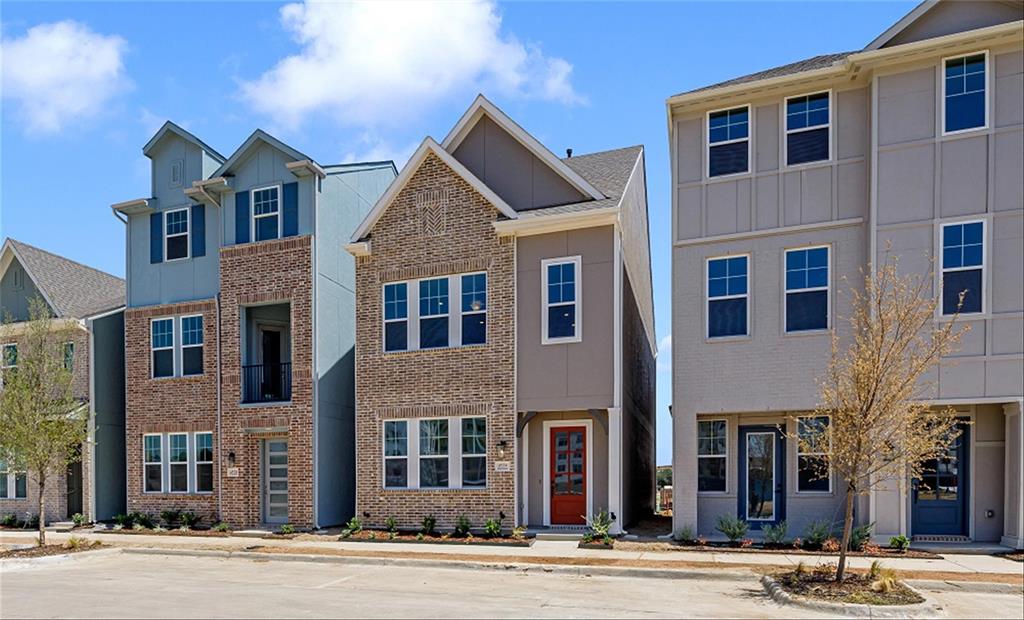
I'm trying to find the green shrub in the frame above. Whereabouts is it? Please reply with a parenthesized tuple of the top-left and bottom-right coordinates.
(483, 518, 502, 538)
(71, 513, 87, 528)
(128, 512, 154, 529)
(159, 510, 182, 527)
(714, 514, 749, 543)
(339, 516, 362, 538)
(511, 526, 527, 540)
(454, 515, 471, 537)
(415, 532, 425, 541)
(802, 519, 833, 549)
(212, 522, 230, 533)
(152, 525, 166, 533)
(581, 532, 594, 544)
(25, 514, 40, 529)
(674, 524, 696, 543)
(63, 536, 89, 550)
(279, 523, 296, 535)
(762, 520, 788, 546)
(112, 514, 131, 528)
(384, 516, 398, 533)
(586, 509, 615, 538)
(889, 534, 910, 552)
(180, 512, 202, 529)
(421, 514, 437, 536)
(849, 522, 874, 551)
(1, 514, 17, 527)
(132, 523, 145, 531)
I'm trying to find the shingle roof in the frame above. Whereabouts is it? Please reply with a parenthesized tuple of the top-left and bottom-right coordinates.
(5, 239, 125, 318)
(673, 53, 852, 97)
(513, 145, 642, 219)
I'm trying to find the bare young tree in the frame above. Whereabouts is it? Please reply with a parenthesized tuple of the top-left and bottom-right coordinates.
(0, 296, 87, 546)
(793, 255, 967, 581)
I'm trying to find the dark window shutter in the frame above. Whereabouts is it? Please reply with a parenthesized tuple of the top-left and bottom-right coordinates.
(283, 182, 299, 237)
(235, 190, 250, 244)
(150, 212, 163, 264)
(191, 204, 206, 257)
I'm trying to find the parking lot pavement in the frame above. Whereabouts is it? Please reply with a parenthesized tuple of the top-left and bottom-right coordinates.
(0, 551, 831, 619)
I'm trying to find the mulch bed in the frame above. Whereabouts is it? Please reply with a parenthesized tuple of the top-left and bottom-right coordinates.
(95, 528, 230, 538)
(773, 569, 924, 606)
(612, 539, 940, 559)
(339, 530, 533, 547)
(0, 541, 104, 559)
(997, 551, 1024, 563)
(578, 541, 615, 550)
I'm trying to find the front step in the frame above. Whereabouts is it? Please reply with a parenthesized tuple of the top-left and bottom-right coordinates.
(45, 521, 76, 532)
(233, 529, 274, 538)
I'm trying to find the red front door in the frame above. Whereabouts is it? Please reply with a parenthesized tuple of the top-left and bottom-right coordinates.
(550, 426, 586, 525)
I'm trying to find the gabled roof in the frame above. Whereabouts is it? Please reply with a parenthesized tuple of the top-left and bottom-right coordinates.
(350, 137, 517, 242)
(672, 53, 851, 97)
(143, 120, 225, 162)
(212, 129, 315, 178)
(1, 239, 125, 319)
(441, 95, 605, 201)
(516, 145, 643, 220)
(864, 0, 941, 50)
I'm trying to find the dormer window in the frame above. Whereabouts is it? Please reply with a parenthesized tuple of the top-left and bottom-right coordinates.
(252, 186, 281, 242)
(164, 208, 190, 261)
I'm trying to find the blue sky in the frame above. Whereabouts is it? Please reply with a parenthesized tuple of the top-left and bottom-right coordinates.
(1, 1, 916, 464)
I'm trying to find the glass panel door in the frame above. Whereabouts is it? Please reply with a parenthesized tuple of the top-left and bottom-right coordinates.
(550, 426, 586, 525)
(264, 440, 288, 524)
(746, 432, 775, 521)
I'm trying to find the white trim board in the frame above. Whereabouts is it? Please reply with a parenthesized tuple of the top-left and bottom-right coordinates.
(541, 419, 594, 527)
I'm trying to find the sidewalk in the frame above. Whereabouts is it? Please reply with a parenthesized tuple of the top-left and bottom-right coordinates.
(3, 529, 1022, 580)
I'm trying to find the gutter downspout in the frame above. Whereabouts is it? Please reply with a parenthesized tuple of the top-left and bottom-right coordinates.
(216, 293, 223, 524)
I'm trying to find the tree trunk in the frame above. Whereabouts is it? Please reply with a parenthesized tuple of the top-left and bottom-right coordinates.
(37, 473, 46, 547)
(836, 482, 856, 581)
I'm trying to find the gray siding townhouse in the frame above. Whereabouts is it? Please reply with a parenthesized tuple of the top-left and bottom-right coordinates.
(668, 0, 1023, 546)
(0, 239, 126, 524)
(112, 122, 394, 529)
(347, 95, 656, 534)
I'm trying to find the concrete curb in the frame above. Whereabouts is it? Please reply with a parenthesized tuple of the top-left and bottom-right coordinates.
(0, 547, 122, 571)
(119, 546, 753, 581)
(907, 579, 1024, 595)
(760, 574, 946, 618)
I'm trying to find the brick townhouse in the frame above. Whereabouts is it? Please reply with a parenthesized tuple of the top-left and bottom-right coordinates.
(113, 122, 395, 529)
(0, 238, 126, 524)
(668, 0, 1023, 546)
(347, 96, 656, 533)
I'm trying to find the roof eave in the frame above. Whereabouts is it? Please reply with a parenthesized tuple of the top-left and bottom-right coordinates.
(111, 198, 154, 216)
(492, 206, 619, 237)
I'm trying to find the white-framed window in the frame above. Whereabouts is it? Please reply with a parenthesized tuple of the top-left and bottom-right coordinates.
(460, 273, 487, 346)
(151, 318, 174, 378)
(706, 254, 749, 339)
(941, 220, 985, 315)
(942, 51, 988, 135)
(180, 315, 204, 376)
(419, 418, 449, 488)
(383, 282, 409, 352)
(143, 434, 163, 493)
(168, 432, 189, 493)
(164, 208, 190, 261)
(797, 415, 831, 493)
(0, 460, 28, 499)
(784, 245, 830, 333)
(461, 417, 487, 488)
(383, 420, 408, 488)
(2, 343, 17, 383)
(785, 91, 830, 166)
(63, 342, 74, 371)
(697, 419, 727, 493)
(252, 186, 281, 242)
(419, 278, 450, 349)
(707, 105, 750, 177)
(195, 432, 214, 493)
(541, 256, 582, 344)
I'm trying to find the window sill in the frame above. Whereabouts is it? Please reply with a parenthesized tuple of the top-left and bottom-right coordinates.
(705, 170, 752, 183)
(704, 335, 751, 344)
(793, 491, 834, 497)
(0, 497, 29, 501)
(541, 337, 582, 346)
(782, 328, 831, 339)
(381, 486, 490, 492)
(697, 492, 735, 499)
(151, 374, 206, 382)
(941, 125, 988, 139)
(140, 492, 215, 498)
(238, 400, 292, 409)
(782, 158, 832, 172)
(382, 343, 488, 356)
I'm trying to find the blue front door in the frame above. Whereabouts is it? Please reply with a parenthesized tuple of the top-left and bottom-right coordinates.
(737, 425, 786, 529)
(912, 423, 969, 536)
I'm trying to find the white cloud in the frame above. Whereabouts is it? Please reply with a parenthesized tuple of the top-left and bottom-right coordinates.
(656, 334, 672, 373)
(340, 133, 420, 169)
(1, 20, 130, 134)
(239, 0, 583, 130)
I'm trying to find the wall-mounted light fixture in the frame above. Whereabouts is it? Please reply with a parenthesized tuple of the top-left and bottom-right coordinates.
(497, 440, 509, 459)
(227, 452, 236, 465)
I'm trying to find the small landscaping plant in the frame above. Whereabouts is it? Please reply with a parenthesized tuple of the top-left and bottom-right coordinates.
(454, 515, 472, 538)
(112, 514, 131, 528)
(483, 517, 502, 538)
(849, 522, 873, 551)
(714, 514, 749, 546)
(128, 512, 154, 529)
(421, 514, 437, 536)
(674, 524, 696, 544)
(153, 525, 167, 533)
(212, 522, 230, 533)
(415, 532, 425, 541)
(821, 537, 841, 553)
(339, 516, 362, 538)
(776, 559, 922, 606)
(889, 534, 910, 553)
(160, 509, 182, 528)
(63, 536, 87, 550)
(71, 513, 88, 528)
(279, 523, 296, 535)
(384, 516, 398, 533)
(1, 514, 17, 527)
(802, 518, 833, 550)
(511, 526, 527, 540)
(762, 521, 788, 547)
(582, 509, 615, 546)
(132, 523, 145, 531)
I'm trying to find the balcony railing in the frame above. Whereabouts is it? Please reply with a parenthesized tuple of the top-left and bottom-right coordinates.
(242, 362, 292, 404)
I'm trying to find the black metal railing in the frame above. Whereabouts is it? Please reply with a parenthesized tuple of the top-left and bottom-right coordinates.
(242, 362, 292, 404)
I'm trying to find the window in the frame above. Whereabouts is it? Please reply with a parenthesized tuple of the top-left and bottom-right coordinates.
(252, 186, 281, 242)
(169, 433, 189, 493)
(707, 106, 749, 177)
(195, 432, 213, 493)
(63, 342, 74, 371)
(383, 283, 408, 352)
(0, 461, 28, 499)
(697, 420, 727, 492)
(151, 318, 174, 378)
(797, 416, 831, 493)
(143, 434, 163, 493)
(786, 92, 829, 165)
(461, 273, 487, 346)
(461, 417, 487, 487)
(419, 278, 449, 349)
(941, 221, 984, 315)
(383, 421, 408, 488)
(164, 208, 190, 261)
(944, 52, 987, 134)
(181, 315, 204, 376)
(785, 246, 829, 332)
(2, 344, 16, 380)
(419, 419, 449, 488)
(707, 255, 748, 338)
(542, 257, 581, 343)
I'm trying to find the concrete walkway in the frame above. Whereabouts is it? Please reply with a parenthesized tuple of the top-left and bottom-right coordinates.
(3, 529, 1022, 578)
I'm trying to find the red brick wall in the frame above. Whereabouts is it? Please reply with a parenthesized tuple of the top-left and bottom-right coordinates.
(354, 152, 516, 530)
